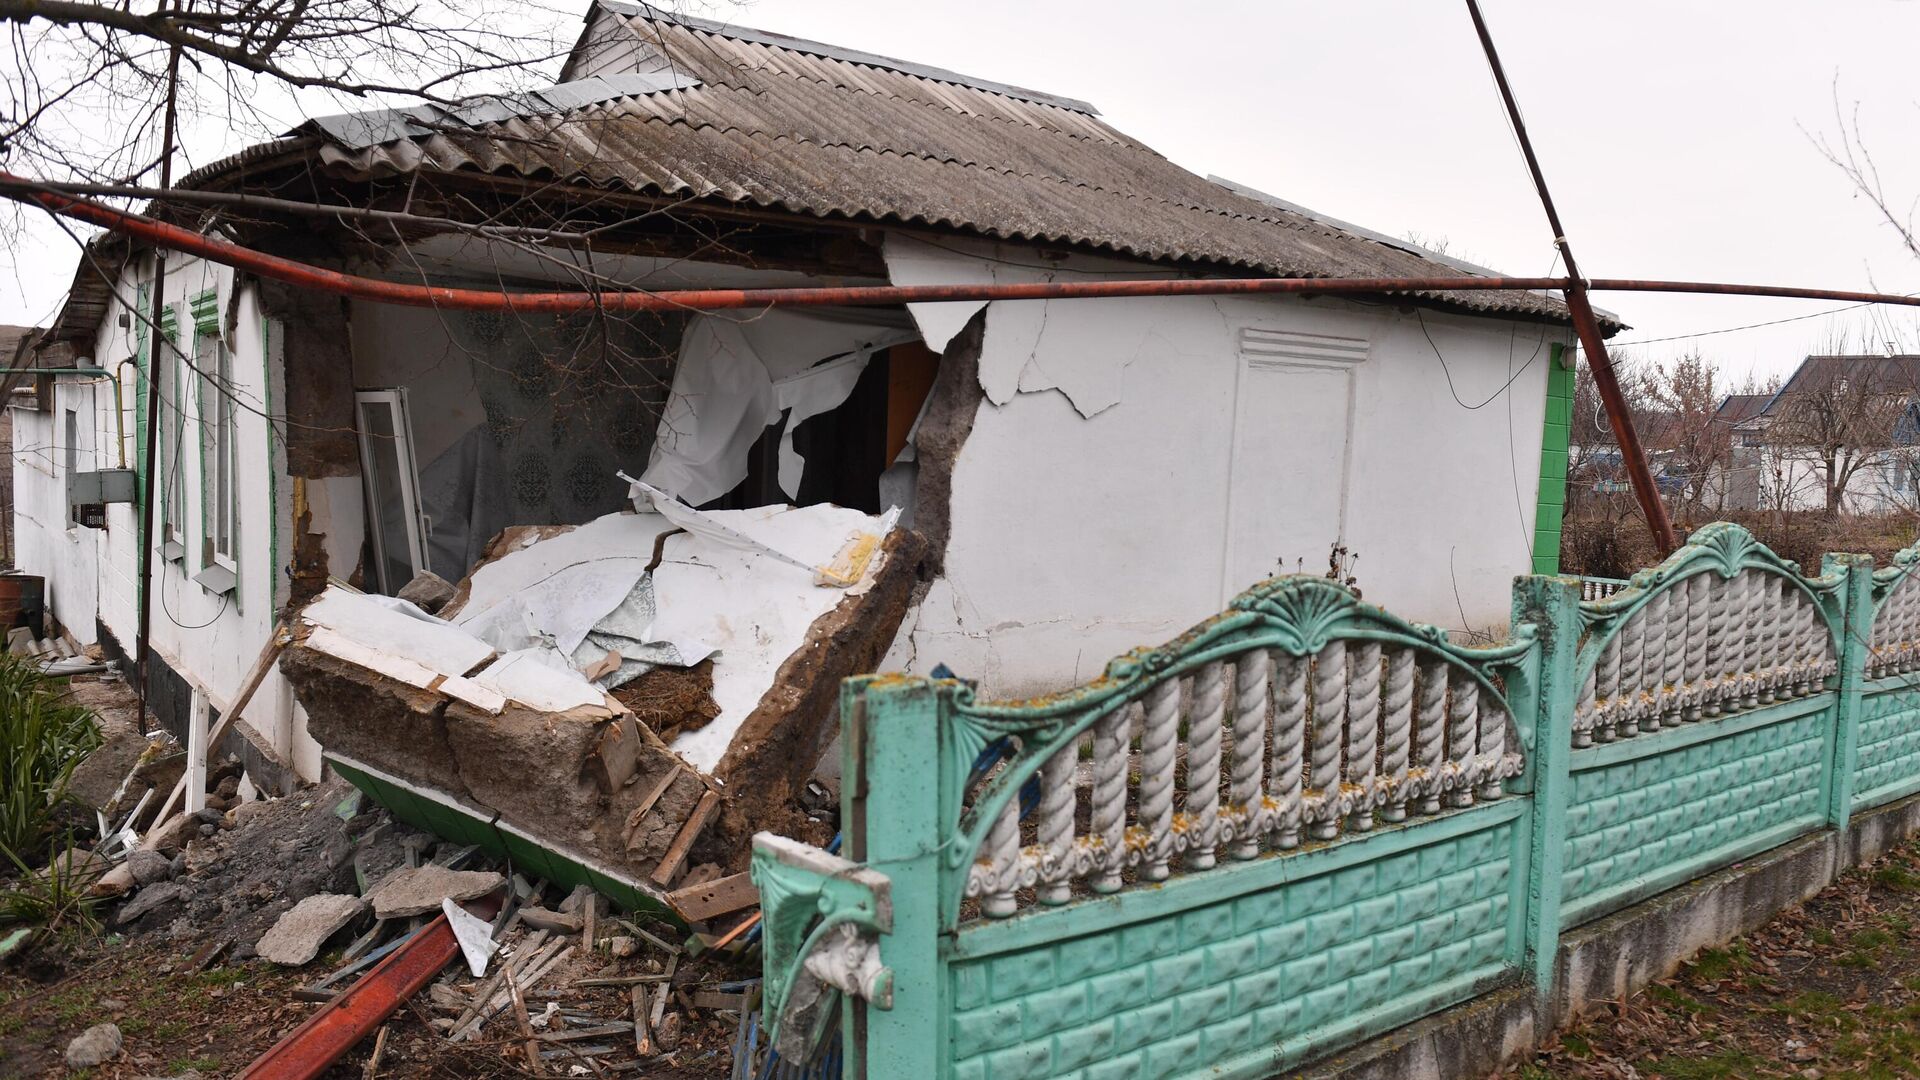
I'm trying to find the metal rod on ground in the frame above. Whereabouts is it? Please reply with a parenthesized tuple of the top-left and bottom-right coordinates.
(237, 894, 502, 1080)
(1463, 0, 1679, 555)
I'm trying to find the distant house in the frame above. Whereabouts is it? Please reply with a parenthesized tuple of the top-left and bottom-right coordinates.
(1736, 355, 1920, 514)
(1709, 392, 1771, 511)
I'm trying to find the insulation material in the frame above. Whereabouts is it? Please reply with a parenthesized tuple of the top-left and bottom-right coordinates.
(640, 311, 915, 505)
(302, 589, 496, 676)
(471, 649, 609, 713)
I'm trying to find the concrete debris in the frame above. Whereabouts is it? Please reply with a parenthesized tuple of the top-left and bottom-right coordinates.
(115, 881, 186, 926)
(397, 570, 458, 614)
(365, 865, 504, 919)
(125, 849, 173, 886)
(64, 1022, 123, 1068)
(256, 894, 368, 966)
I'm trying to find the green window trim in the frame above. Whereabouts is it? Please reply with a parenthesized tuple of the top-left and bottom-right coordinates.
(1532, 342, 1574, 575)
(188, 287, 220, 335)
(157, 301, 186, 563)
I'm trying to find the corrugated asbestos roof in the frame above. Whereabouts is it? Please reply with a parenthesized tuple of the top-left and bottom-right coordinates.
(274, 5, 1578, 324)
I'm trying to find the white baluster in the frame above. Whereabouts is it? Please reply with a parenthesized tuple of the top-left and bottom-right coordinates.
(1185, 660, 1225, 870)
(1229, 651, 1268, 860)
(1477, 696, 1507, 801)
(1705, 574, 1731, 716)
(1268, 651, 1307, 848)
(1615, 609, 1644, 739)
(1574, 664, 1597, 748)
(1740, 572, 1762, 707)
(1135, 680, 1178, 882)
(1595, 629, 1622, 738)
(1380, 648, 1414, 822)
(1308, 641, 1345, 841)
(1088, 704, 1129, 894)
(1760, 576, 1783, 704)
(982, 796, 1020, 918)
(1685, 573, 1709, 720)
(1415, 658, 1447, 812)
(1035, 738, 1077, 905)
(1448, 669, 1478, 808)
(1662, 585, 1687, 727)
(1639, 591, 1667, 733)
(1346, 641, 1381, 832)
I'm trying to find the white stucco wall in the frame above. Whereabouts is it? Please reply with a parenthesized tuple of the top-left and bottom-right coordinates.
(882, 237, 1570, 698)
(15, 255, 312, 778)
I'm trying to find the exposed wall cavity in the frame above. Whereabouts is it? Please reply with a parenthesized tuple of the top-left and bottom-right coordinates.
(258, 279, 357, 479)
(903, 308, 986, 579)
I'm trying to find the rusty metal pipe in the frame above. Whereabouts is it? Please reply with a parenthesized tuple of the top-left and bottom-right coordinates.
(1464, 0, 1679, 554)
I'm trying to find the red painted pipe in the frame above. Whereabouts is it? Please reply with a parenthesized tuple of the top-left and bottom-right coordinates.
(238, 895, 501, 1080)
(12, 174, 1920, 317)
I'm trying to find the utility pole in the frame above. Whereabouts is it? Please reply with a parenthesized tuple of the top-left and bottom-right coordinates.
(135, 43, 181, 733)
(1463, 0, 1680, 555)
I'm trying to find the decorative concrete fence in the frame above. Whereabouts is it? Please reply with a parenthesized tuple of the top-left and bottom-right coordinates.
(752, 522, 1919, 1080)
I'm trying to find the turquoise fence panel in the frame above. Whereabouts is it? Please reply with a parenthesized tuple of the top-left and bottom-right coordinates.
(944, 802, 1524, 1080)
(751, 523, 1905, 1077)
(1557, 523, 1848, 927)
(1856, 544, 1920, 812)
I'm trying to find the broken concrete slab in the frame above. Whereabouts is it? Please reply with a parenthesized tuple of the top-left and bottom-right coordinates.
(398, 571, 457, 614)
(365, 865, 504, 919)
(256, 893, 368, 966)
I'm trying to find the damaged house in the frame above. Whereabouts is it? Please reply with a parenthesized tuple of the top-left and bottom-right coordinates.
(12, 4, 1590, 907)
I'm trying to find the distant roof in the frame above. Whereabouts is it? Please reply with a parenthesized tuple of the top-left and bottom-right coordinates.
(1768, 355, 1920, 409)
(1715, 392, 1771, 426)
(261, 3, 1586, 326)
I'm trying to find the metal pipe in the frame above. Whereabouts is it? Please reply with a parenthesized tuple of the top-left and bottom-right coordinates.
(1464, 0, 1679, 555)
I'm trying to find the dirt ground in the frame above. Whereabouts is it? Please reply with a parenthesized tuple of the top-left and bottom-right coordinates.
(0, 679, 754, 1078)
(1505, 836, 1920, 1080)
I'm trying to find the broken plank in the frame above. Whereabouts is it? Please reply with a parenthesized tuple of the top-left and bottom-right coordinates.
(538, 1024, 631, 1043)
(692, 990, 749, 1011)
(631, 984, 651, 1056)
(649, 790, 720, 887)
(666, 871, 757, 923)
(571, 974, 671, 988)
(144, 625, 289, 839)
(612, 918, 681, 957)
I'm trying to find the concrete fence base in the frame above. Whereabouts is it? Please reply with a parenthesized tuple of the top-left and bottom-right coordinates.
(1301, 788, 1920, 1080)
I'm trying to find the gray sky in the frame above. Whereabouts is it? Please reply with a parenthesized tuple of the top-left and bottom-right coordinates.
(8, 1, 1920, 385)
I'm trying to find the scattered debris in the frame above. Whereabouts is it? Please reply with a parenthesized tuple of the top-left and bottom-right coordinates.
(364, 865, 504, 919)
(64, 1021, 123, 1068)
(255, 893, 368, 966)
(518, 905, 584, 934)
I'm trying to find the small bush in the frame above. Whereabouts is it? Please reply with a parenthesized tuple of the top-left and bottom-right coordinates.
(0, 655, 101, 860)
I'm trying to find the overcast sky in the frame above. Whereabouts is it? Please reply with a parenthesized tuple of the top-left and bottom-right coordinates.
(7, 1, 1920, 385)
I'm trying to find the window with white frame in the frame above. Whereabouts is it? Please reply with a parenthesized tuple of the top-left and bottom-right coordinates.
(158, 305, 186, 560)
(63, 407, 78, 527)
(193, 318, 239, 593)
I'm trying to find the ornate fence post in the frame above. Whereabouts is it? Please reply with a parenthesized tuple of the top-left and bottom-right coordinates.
(1825, 554, 1874, 832)
(842, 674, 946, 1080)
(1516, 574, 1582, 1018)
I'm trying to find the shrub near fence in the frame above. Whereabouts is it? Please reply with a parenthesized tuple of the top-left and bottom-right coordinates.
(751, 522, 1920, 1080)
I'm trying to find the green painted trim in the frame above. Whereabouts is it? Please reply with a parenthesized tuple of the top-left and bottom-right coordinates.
(326, 752, 674, 919)
(1531, 342, 1574, 575)
(1863, 672, 1920, 696)
(188, 288, 219, 334)
(132, 282, 151, 616)
(1854, 771, 1920, 815)
(951, 798, 1526, 961)
(1569, 693, 1835, 772)
(1560, 815, 1827, 929)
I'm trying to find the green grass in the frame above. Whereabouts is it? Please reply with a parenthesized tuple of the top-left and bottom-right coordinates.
(1688, 944, 1748, 983)
(1873, 863, 1920, 892)
(1647, 984, 1715, 1016)
(1651, 1048, 1767, 1079)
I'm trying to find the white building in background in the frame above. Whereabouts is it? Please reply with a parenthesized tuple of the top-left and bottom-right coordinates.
(14, 4, 1586, 785)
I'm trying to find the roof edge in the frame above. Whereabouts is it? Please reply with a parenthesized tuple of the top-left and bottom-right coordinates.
(596, 0, 1101, 116)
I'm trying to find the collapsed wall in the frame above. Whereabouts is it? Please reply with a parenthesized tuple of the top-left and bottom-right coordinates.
(279, 496, 923, 901)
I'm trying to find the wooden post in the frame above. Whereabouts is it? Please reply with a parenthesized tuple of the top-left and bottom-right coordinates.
(185, 688, 210, 815)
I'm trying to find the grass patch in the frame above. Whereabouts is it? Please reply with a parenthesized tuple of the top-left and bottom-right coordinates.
(1646, 984, 1715, 1016)
(1652, 1048, 1767, 1079)
(1688, 944, 1748, 983)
